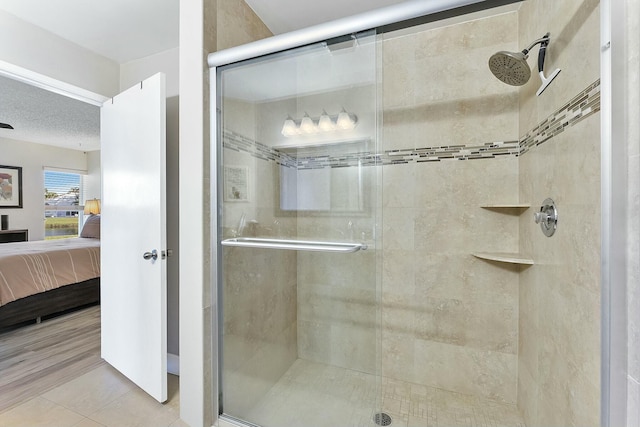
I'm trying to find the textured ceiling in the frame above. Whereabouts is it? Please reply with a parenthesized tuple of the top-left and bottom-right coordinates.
(0, 75, 100, 151)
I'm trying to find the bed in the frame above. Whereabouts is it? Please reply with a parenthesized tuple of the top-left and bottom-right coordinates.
(0, 215, 101, 330)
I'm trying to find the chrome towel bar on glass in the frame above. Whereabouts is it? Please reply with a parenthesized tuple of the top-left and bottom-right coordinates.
(221, 237, 367, 253)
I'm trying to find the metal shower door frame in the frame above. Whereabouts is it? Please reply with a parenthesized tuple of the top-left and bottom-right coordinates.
(206, 0, 623, 426)
(209, 1, 524, 426)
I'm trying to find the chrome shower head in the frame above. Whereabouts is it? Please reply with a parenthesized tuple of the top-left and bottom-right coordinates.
(488, 51, 531, 86)
(488, 33, 561, 96)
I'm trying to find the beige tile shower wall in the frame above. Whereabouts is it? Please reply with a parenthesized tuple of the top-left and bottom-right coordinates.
(197, 3, 272, 424)
(216, 0, 272, 51)
(297, 250, 378, 373)
(380, 12, 521, 403)
(517, 1, 601, 426)
(220, 98, 298, 416)
(383, 11, 520, 152)
(291, 158, 379, 375)
(257, 84, 381, 373)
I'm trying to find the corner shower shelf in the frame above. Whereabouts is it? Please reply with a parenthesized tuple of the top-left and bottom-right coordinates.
(472, 252, 534, 266)
(481, 203, 531, 210)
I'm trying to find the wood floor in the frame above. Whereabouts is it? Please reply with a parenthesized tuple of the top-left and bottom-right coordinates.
(0, 305, 104, 413)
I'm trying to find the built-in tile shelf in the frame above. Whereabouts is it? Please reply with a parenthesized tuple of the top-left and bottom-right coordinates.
(475, 205, 533, 266)
(472, 252, 534, 266)
(481, 204, 530, 210)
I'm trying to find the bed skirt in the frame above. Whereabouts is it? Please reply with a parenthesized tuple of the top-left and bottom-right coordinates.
(0, 278, 100, 330)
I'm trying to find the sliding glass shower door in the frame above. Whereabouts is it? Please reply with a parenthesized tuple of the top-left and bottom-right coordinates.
(217, 30, 381, 427)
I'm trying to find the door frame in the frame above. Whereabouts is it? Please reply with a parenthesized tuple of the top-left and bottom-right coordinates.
(0, 60, 108, 106)
(0, 60, 174, 389)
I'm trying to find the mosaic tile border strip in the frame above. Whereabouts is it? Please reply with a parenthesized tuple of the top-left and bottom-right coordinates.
(519, 78, 601, 155)
(223, 79, 601, 168)
(294, 140, 521, 169)
(378, 140, 519, 164)
(223, 130, 297, 168)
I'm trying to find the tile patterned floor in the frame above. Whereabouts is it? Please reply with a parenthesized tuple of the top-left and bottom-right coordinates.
(239, 359, 526, 427)
(0, 356, 525, 427)
(0, 364, 188, 427)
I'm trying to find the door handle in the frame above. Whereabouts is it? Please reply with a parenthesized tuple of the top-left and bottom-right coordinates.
(143, 249, 158, 261)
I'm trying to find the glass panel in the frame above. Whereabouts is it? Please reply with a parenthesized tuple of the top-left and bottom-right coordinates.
(218, 30, 380, 427)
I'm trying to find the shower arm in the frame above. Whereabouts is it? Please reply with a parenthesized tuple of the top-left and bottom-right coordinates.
(521, 33, 551, 56)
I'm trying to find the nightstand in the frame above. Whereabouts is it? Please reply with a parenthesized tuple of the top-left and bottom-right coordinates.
(0, 229, 28, 243)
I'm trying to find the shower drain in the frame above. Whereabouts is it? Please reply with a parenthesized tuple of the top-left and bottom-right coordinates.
(373, 412, 392, 426)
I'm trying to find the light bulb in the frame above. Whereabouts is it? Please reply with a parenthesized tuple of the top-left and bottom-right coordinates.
(336, 109, 356, 130)
(300, 113, 317, 134)
(281, 116, 297, 137)
(318, 110, 335, 132)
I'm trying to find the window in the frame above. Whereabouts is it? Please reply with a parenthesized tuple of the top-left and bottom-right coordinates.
(44, 170, 85, 239)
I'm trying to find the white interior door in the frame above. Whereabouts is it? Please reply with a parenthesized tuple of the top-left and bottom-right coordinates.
(100, 73, 167, 402)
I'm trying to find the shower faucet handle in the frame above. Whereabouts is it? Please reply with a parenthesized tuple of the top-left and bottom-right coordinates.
(534, 198, 558, 237)
(534, 211, 550, 224)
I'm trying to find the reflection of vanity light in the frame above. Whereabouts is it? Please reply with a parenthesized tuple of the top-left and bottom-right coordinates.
(318, 110, 335, 131)
(281, 115, 298, 136)
(281, 109, 357, 137)
(300, 113, 317, 134)
(337, 108, 357, 130)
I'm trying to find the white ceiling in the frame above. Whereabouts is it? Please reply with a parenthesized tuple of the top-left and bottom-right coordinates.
(0, 0, 406, 65)
(0, 0, 180, 64)
(245, 0, 411, 35)
(0, 0, 410, 152)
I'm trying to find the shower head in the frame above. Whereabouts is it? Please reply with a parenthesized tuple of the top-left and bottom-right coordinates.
(488, 51, 531, 86)
(488, 33, 561, 96)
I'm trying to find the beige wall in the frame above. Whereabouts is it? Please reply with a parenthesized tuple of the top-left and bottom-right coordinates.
(378, 11, 521, 402)
(517, 0, 601, 425)
(258, 85, 380, 374)
(208, 5, 272, 425)
(220, 98, 298, 418)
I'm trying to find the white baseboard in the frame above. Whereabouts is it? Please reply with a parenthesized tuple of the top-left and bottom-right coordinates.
(168, 353, 179, 376)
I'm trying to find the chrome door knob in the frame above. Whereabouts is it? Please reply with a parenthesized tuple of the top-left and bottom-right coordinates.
(143, 249, 158, 261)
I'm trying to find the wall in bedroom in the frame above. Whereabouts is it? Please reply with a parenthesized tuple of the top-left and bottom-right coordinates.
(84, 151, 101, 201)
(120, 47, 181, 360)
(0, 137, 87, 241)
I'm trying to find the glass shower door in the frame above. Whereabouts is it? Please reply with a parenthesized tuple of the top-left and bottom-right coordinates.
(217, 30, 381, 427)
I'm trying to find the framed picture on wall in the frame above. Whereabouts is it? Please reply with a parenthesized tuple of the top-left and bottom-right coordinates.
(0, 165, 23, 208)
(223, 166, 249, 202)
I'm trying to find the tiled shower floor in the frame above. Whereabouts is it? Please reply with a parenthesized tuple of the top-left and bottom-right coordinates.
(242, 359, 526, 427)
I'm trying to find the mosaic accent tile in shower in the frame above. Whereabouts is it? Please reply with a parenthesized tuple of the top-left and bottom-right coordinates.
(519, 79, 601, 155)
(297, 152, 381, 169)
(292, 140, 520, 170)
(222, 79, 601, 169)
(223, 129, 297, 168)
(381, 141, 520, 164)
